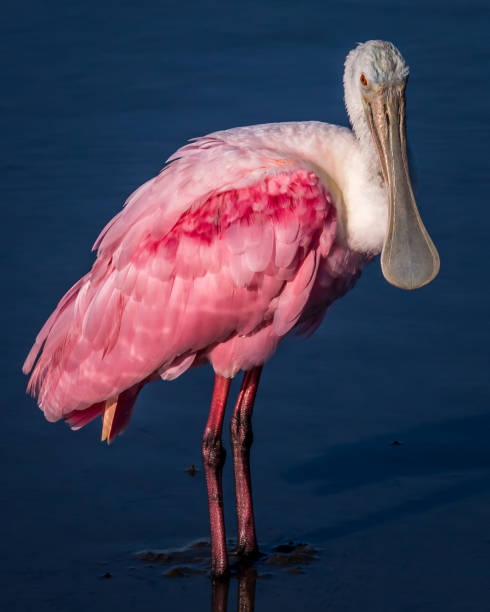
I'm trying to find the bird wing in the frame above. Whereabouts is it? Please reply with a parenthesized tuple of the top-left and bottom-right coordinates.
(23, 130, 339, 422)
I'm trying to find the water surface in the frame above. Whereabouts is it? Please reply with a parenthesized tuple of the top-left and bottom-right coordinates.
(2, 1, 489, 610)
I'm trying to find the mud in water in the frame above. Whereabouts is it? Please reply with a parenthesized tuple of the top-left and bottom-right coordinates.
(135, 540, 319, 578)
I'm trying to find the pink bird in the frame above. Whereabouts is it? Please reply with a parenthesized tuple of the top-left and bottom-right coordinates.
(23, 41, 439, 576)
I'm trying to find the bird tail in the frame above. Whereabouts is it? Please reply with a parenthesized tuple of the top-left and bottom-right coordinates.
(64, 402, 105, 430)
(64, 381, 143, 444)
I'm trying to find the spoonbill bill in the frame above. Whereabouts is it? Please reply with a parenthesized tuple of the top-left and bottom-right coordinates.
(23, 40, 439, 576)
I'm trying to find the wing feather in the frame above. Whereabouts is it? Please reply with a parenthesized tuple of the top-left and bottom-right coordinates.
(24, 135, 340, 421)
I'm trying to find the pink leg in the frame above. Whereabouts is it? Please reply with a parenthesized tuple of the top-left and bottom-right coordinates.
(230, 366, 262, 558)
(202, 374, 231, 576)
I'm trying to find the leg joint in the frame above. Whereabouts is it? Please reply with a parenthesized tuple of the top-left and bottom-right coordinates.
(201, 434, 226, 469)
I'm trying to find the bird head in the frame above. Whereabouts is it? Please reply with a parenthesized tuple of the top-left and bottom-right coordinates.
(344, 41, 440, 290)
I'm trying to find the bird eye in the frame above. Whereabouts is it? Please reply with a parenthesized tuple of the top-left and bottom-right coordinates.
(360, 73, 368, 87)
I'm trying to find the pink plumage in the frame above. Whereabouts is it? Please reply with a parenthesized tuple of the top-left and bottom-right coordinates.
(23, 123, 367, 437)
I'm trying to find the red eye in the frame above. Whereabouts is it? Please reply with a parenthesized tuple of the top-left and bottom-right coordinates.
(360, 73, 368, 86)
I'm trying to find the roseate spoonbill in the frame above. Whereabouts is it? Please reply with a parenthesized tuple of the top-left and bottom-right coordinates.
(23, 40, 439, 576)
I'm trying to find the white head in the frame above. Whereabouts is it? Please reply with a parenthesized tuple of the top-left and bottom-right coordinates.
(342, 40, 439, 290)
(344, 40, 409, 146)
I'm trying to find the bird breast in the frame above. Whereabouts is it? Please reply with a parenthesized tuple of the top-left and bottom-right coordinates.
(208, 121, 389, 257)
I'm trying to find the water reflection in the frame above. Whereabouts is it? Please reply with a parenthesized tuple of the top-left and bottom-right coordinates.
(136, 540, 318, 610)
(211, 568, 256, 612)
(211, 576, 230, 612)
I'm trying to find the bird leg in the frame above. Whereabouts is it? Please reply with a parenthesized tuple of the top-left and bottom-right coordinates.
(230, 366, 262, 559)
(202, 374, 231, 576)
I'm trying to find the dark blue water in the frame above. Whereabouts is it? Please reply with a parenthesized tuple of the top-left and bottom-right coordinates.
(2, 1, 489, 610)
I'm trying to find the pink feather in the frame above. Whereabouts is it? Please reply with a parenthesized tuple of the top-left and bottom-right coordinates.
(24, 124, 369, 440)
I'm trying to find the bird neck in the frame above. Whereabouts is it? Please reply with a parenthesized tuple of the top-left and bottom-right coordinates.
(356, 123, 379, 173)
(347, 110, 380, 177)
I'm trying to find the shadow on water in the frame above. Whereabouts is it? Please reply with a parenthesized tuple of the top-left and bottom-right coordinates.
(286, 412, 490, 540)
(288, 413, 490, 492)
(305, 472, 490, 543)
